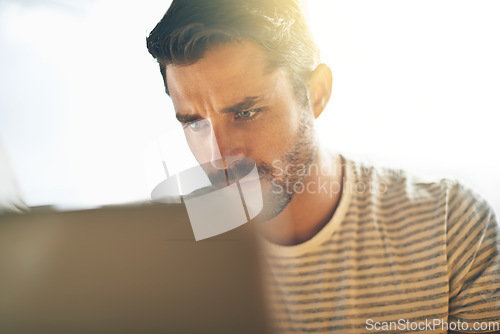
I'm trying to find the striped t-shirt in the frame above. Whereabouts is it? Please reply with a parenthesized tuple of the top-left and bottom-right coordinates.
(264, 157, 500, 333)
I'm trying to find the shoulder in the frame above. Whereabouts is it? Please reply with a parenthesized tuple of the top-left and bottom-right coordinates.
(346, 157, 452, 205)
(344, 156, 497, 227)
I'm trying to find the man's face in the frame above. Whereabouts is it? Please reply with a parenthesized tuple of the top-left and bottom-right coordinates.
(166, 41, 317, 219)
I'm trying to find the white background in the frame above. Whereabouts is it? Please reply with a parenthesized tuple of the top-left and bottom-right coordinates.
(0, 0, 498, 214)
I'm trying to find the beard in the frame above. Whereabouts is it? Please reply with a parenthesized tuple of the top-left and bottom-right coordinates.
(254, 108, 317, 222)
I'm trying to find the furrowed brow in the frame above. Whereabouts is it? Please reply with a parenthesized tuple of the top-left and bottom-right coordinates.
(221, 96, 261, 114)
(175, 96, 262, 123)
(175, 113, 203, 124)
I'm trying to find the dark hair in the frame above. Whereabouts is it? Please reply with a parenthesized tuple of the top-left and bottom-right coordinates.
(146, 0, 320, 106)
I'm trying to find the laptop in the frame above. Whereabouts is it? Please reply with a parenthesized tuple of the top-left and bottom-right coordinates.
(0, 203, 274, 334)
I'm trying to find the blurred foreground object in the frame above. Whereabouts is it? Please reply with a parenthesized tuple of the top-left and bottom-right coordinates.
(0, 203, 273, 334)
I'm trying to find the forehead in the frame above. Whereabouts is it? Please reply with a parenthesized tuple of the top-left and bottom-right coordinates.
(165, 41, 283, 113)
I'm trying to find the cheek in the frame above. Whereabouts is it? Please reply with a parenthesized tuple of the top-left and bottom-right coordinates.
(249, 103, 303, 160)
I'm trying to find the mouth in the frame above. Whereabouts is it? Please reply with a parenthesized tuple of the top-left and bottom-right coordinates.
(198, 156, 262, 189)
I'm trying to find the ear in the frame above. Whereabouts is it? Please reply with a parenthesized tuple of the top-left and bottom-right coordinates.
(307, 63, 332, 119)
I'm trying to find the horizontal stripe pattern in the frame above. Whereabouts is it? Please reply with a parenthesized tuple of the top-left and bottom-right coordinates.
(266, 158, 500, 333)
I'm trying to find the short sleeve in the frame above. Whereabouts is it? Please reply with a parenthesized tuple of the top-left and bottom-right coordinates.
(446, 181, 500, 330)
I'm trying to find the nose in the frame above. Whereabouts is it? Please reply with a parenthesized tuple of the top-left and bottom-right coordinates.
(209, 120, 242, 170)
(183, 118, 244, 170)
(208, 124, 224, 170)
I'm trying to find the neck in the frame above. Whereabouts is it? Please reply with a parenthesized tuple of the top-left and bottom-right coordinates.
(261, 147, 344, 246)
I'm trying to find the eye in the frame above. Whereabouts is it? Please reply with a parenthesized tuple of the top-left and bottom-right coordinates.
(184, 119, 210, 133)
(235, 108, 262, 120)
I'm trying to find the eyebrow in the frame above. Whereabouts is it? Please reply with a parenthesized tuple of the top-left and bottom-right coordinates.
(175, 96, 262, 124)
(175, 113, 202, 124)
(221, 96, 261, 114)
